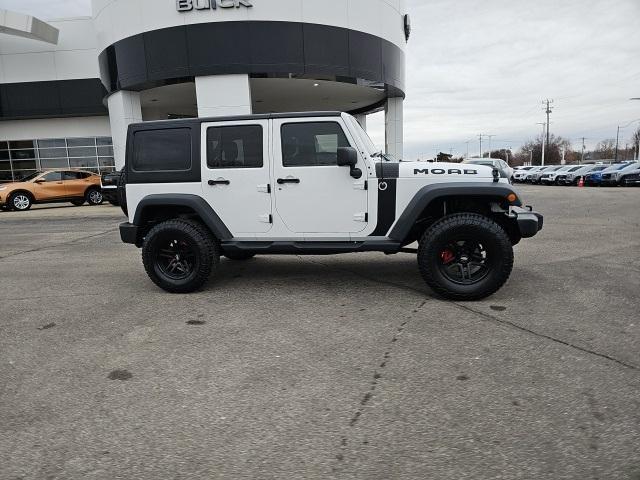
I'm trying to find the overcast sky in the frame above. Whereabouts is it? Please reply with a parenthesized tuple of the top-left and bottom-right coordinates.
(3, 0, 640, 159)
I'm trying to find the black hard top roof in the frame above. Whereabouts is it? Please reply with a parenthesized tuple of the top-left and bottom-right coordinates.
(129, 111, 344, 130)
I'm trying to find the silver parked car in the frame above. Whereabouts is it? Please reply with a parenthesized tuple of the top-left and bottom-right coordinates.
(563, 165, 606, 185)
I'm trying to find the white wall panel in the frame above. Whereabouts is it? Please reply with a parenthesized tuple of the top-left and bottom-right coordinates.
(54, 50, 100, 80)
(91, 0, 407, 52)
(1, 52, 56, 83)
(0, 116, 111, 141)
(0, 17, 98, 83)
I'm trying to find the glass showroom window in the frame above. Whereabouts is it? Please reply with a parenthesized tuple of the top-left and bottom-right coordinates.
(0, 137, 115, 182)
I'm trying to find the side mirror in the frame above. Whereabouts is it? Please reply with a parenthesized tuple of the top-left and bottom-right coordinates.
(337, 147, 362, 179)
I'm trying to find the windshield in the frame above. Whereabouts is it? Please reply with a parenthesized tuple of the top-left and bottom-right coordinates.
(569, 166, 582, 172)
(591, 166, 607, 172)
(345, 114, 380, 157)
(17, 172, 42, 182)
(466, 160, 495, 167)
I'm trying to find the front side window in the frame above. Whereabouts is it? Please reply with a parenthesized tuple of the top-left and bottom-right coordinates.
(133, 128, 192, 172)
(281, 122, 350, 167)
(41, 171, 62, 182)
(207, 125, 263, 169)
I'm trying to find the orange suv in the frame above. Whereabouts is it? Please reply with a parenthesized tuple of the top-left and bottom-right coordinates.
(0, 170, 103, 211)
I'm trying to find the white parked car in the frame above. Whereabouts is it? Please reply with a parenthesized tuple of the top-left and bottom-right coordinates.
(462, 158, 514, 182)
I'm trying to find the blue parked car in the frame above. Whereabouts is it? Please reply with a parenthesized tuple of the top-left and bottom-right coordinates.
(585, 163, 633, 186)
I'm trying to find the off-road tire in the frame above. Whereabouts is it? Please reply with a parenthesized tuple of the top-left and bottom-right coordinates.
(224, 251, 256, 261)
(9, 192, 33, 211)
(142, 219, 219, 293)
(86, 188, 103, 205)
(418, 213, 514, 301)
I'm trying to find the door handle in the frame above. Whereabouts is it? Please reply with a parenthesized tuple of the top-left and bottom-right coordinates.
(208, 179, 230, 186)
(277, 178, 300, 185)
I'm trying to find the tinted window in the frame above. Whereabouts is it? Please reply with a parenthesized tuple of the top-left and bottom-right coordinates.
(133, 128, 192, 172)
(42, 171, 62, 182)
(281, 122, 350, 167)
(207, 125, 263, 169)
(63, 171, 82, 180)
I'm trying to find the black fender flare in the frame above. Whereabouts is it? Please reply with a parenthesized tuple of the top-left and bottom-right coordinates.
(388, 182, 522, 242)
(133, 194, 232, 240)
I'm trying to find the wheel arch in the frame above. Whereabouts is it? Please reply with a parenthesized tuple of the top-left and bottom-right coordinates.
(388, 183, 522, 245)
(8, 189, 35, 202)
(133, 194, 232, 241)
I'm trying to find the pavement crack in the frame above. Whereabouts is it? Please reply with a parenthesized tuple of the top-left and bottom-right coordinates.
(0, 229, 116, 260)
(454, 303, 639, 371)
(334, 295, 427, 471)
(297, 255, 639, 371)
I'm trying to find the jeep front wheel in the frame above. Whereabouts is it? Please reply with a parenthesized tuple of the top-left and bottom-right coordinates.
(418, 213, 514, 301)
(142, 219, 219, 293)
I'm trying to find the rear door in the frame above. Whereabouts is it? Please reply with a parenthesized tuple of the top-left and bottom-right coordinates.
(62, 171, 89, 197)
(271, 118, 368, 235)
(200, 120, 272, 235)
(33, 171, 67, 200)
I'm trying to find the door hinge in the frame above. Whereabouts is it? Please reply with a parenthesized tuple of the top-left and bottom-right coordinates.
(257, 184, 271, 193)
(353, 180, 367, 190)
(354, 212, 368, 222)
(259, 214, 273, 224)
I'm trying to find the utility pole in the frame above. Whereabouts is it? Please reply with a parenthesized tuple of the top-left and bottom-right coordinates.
(486, 135, 496, 159)
(465, 140, 470, 159)
(478, 134, 484, 158)
(543, 99, 554, 160)
(537, 122, 546, 166)
(615, 125, 620, 162)
(581, 137, 586, 163)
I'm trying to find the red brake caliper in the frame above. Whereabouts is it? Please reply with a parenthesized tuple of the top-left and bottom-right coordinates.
(440, 249, 455, 264)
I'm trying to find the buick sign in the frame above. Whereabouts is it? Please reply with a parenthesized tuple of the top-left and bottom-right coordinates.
(177, 0, 253, 11)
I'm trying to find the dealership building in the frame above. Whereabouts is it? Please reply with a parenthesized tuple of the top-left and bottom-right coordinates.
(0, 0, 408, 182)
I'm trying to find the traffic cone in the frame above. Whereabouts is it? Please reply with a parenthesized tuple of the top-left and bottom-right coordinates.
(578, 177, 584, 188)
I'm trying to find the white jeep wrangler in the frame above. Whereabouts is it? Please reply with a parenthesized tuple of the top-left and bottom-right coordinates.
(118, 112, 542, 300)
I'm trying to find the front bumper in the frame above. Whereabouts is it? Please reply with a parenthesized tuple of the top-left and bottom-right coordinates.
(601, 178, 619, 186)
(508, 206, 544, 238)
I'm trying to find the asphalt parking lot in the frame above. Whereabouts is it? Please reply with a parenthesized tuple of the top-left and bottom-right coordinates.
(1, 186, 639, 480)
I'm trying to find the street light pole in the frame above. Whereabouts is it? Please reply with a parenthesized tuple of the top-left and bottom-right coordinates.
(615, 125, 620, 162)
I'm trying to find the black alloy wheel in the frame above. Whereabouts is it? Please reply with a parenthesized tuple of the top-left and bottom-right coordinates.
(142, 219, 219, 293)
(418, 213, 514, 301)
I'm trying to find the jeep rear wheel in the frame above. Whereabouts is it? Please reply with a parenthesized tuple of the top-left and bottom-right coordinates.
(418, 213, 514, 301)
(142, 219, 219, 293)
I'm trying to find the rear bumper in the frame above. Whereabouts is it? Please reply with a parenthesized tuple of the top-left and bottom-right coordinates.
(508, 206, 544, 238)
(120, 222, 140, 245)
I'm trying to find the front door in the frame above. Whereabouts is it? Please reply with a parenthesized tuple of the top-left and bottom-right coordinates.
(201, 120, 272, 235)
(33, 171, 67, 200)
(272, 119, 368, 234)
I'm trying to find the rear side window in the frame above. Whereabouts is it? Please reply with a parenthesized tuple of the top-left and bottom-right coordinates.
(207, 125, 263, 169)
(281, 122, 350, 167)
(63, 171, 83, 180)
(133, 128, 191, 172)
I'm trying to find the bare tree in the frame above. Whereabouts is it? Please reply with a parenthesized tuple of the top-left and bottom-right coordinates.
(518, 134, 573, 165)
(633, 127, 640, 160)
(595, 139, 616, 159)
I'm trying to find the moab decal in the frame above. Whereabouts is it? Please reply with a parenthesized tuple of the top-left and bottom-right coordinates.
(414, 169, 478, 175)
